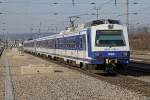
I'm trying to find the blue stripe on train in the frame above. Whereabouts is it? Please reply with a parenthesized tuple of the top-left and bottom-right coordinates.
(93, 51, 129, 58)
(37, 50, 129, 65)
(89, 51, 129, 64)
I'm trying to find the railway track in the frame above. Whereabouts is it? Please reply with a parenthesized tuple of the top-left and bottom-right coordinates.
(29, 52, 150, 97)
(3, 51, 15, 100)
(57, 62, 150, 97)
(3, 49, 148, 100)
(128, 61, 150, 73)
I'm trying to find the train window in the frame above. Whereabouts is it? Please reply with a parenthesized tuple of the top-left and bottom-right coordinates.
(26, 42, 33, 47)
(44, 40, 47, 48)
(50, 40, 52, 48)
(79, 37, 83, 48)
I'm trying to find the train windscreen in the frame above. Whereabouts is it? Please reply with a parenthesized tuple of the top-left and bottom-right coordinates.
(95, 30, 125, 47)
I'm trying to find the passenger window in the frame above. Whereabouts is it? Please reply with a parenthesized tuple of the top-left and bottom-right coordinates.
(79, 37, 83, 49)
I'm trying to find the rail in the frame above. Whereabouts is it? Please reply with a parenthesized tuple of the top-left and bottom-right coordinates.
(3, 51, 15, 100)
(128, 61, 150, 73)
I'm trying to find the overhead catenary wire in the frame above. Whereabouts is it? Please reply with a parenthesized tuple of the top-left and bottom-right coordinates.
(1, 1, 145, 5)
(1, 0, 150, 33)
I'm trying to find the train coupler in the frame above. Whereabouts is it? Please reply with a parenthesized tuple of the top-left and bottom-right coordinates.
(105, 59, 117, 73)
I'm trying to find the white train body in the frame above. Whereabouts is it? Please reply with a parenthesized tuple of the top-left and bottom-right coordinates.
(24, 20, 130, 68)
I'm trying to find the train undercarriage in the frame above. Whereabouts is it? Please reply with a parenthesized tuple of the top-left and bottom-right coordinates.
(25, 50, 128, 75)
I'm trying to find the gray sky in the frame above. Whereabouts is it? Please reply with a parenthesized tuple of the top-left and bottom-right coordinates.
(0, 0, 150, 34)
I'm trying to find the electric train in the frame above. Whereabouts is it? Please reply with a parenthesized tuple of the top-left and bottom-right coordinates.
(24, 19, 130, 73)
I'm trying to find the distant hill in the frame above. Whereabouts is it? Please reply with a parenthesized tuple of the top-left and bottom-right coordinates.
(0, 32, 57, 41)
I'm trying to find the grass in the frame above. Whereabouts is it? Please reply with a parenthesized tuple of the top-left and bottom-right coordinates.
(129, 33, 150, 50)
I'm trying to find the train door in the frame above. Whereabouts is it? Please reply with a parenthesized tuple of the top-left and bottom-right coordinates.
(76, 36, 82, 65)
(78, 35, 86, 60)
(87, 28, 92, 59)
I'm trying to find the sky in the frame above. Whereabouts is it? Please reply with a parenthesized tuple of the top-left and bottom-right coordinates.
(0, 0, 150, 34)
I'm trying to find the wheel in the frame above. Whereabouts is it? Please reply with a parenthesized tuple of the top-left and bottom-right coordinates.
(81, 63, 87, 70)
(122, 64, 128, 75)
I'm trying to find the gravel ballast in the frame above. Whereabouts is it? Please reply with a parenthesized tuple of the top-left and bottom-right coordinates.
(0, 66, 4, 100)
(128, 76, 150, 83)
(12, 73, 147, 100)
(5, 49, 148, 100)
(0, 52, 7, 100)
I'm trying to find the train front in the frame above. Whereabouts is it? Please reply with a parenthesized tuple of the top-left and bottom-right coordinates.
(88, 23, 130, 73)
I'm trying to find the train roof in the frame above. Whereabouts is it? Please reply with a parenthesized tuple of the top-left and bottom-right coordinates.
(84, 19, 121, 28)
(33, 33, 61, 41)
(24, 19, 123, 42)
(60, 19, 121, 34)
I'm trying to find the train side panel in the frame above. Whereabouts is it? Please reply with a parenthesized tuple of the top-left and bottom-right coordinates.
(40, 32, 88, 64)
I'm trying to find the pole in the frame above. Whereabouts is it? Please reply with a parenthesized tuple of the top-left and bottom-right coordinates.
(55, 26, 58, 33)
(96, 8, 99, 20)
(38, 22, 42, 38)
(126, 0, 129, 30)
(30, 24, 33, 39)
(94, 7, 100, 20)
(72, 0, 75, 6)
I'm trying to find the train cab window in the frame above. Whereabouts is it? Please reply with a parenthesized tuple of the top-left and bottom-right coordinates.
(95, 30, 126, 47)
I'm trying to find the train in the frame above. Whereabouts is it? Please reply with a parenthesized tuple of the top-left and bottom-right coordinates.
(23, 19, 130, 73)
